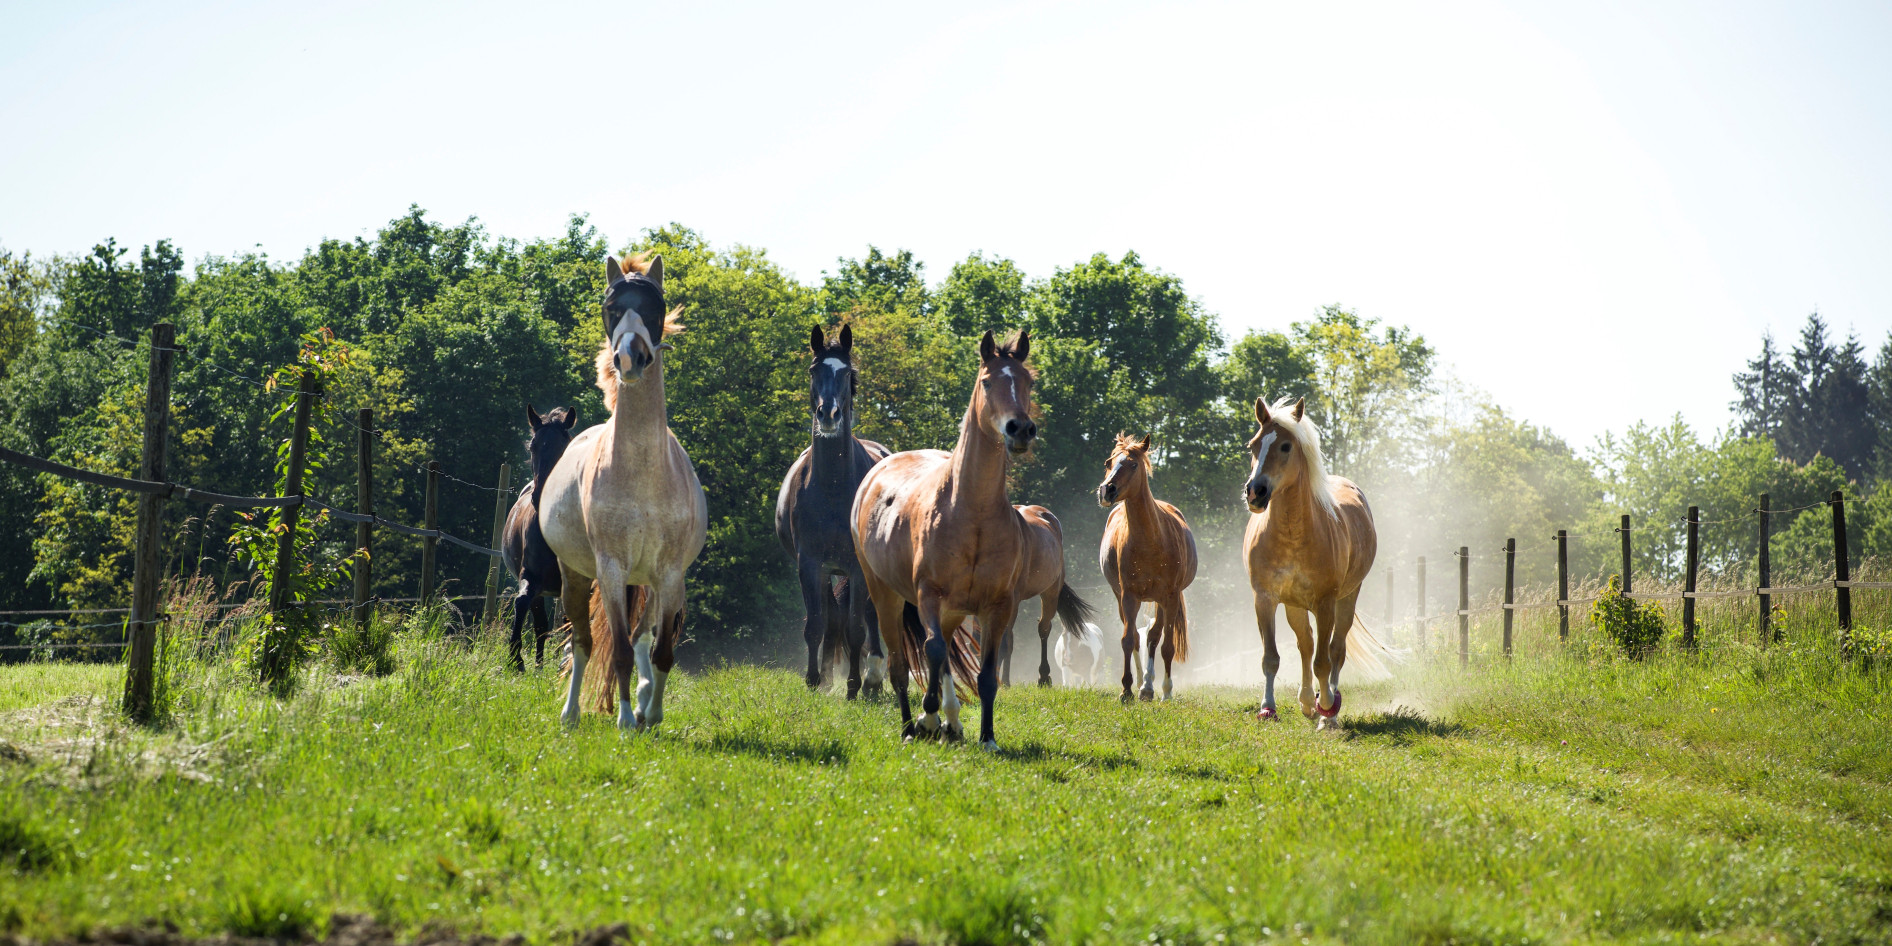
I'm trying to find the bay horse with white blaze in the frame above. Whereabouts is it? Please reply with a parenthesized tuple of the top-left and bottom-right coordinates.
(1241, 396, 1381, 730)
(540, 253, 707, 731)
(500, 404, 577, 671)
(775, 324, 892, 698)
(1097, 433, 1198, 702)
(852, 329, 1095, 749)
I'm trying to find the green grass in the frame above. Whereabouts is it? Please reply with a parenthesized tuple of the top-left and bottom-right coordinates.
(2, 603, 1890, 945)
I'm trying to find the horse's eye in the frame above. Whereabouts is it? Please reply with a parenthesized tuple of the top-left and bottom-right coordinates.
(1280, 443, 1292, 453)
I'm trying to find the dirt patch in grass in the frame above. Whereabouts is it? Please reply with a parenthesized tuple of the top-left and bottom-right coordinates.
(0, 697, 231, 787)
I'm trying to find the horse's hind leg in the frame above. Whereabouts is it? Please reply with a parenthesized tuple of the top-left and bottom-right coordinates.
(530, 595, 551, 669)
(863, 576, 910, 731)
(1035, 589, 1056, 687)
(1140, 608, 1163, 702)
(1317, 594, 1355, 730)
(557, 564, 593, 727)
(1156, 599, 1177, 701)
(641, 575, 685, 732)
(509, 580, 533, 672)
(1284, 606, 1319, 720)
(852, 566, 886, 697)
(998, 627, 1013, 687)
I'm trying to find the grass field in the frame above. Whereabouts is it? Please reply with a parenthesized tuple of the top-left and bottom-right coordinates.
(2, 594, 1891, 945)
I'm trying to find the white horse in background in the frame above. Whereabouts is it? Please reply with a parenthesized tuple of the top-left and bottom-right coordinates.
(1058, 618, 1155, 688)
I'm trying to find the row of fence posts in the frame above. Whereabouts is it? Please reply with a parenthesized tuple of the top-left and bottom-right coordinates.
(1395, 492, 1858, 664)
(117, 323, 517, 721)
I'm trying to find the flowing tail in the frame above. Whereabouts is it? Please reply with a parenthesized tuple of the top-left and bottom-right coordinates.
(555, 581, 650, 714)
(1342, 614, 1408, 683)
(895, 602, 980, 695)
(1055, 582, 1098, 641)
(1167, 593, 1190, 663)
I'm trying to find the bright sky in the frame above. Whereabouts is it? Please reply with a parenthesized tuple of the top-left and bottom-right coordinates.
(4, 0, 1888, 448)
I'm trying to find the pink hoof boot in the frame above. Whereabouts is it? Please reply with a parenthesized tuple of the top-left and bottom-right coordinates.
(1316, 691, 1342, 719)
(1256, 706, 1277, 721)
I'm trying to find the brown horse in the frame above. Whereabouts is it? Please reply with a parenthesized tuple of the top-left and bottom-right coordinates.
(995, 502, 1096, 687)
(1097, 433, 1198, 703)
(852, 329, 1094, 749)
(1241, 396, 1381, 730)
(540, 253, 707, 732)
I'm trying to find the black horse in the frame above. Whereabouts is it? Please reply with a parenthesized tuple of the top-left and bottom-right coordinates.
(774, 325, 891, 698)
(501, 405, 577, 671)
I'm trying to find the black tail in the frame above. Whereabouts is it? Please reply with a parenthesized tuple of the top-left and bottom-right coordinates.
(1055, 583, 1098, 640)
(897, 601, 980, 691)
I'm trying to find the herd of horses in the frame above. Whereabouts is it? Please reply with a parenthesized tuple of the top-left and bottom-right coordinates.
(500, 254, 1387, 748)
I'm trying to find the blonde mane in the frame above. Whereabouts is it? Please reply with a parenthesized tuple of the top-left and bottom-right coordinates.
(596, 250, 686, 413)
(1268, 396, 1339, 519)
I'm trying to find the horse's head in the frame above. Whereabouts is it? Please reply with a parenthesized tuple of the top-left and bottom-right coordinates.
(602, 253, 676, 385)
(977, 328, 1037, 455)
(525, 404, 578, 496)
(1244, 396, 1312, 513)
(1098, 432, 1152, 507)
(807, 323, 857, 437)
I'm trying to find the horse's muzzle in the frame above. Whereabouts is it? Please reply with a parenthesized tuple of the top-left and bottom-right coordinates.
(1244, 478, 1271, 513)
(616, 335, 654, 381)
(1097, 483, 1119, 507)
(1003, 418, 1036, 454)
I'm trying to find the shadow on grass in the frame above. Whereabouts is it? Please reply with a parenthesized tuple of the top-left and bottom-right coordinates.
(696, 732, 851, 766)
(1344, 706, 1465, 742)
(996, 740, 1139, 772)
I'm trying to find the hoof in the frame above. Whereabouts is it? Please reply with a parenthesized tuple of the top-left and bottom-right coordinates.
(980, 739, 999, 753)
(1120, 689, 1135, 705)
(901, 720, 919, 741)
(559, 706, 580, 729)
(1038, 677, 1053, 688)
(944, 727, 965, 744)
(1139, 687, 1155, 703)
(1316, 691, 1342, 719)
(1256, 706, 1278, 721)
(861, 682, 883, 700)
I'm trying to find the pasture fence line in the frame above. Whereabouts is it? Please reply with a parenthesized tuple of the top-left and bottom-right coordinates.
(0, 323, 516, 720)
(1403, 489, 1890, 663)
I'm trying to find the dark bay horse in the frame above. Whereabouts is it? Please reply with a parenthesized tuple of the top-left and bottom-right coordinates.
(774, 324, 891, 698)
(852, 329, 1095, 750)
(1097, 433, 1198, 702)
(500, 404, 577, 670)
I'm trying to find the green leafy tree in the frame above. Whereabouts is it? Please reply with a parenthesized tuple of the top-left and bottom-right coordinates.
(935, 251, 1026, 337)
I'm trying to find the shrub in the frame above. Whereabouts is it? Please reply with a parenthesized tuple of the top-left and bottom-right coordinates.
(1589, 575, 1668, 658)
(329, 616, 397, 676)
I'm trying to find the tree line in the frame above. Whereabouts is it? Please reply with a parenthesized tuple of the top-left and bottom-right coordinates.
(3, 208, 1891, 655)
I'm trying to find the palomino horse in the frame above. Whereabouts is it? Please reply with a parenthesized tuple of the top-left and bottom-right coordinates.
(540, 253, 708, 731)
(1097, 433, 1198, 703)
(852, 329, 1095, 749)
(1241, 396, 1378, 730)
(774, 324, 891, 698)
(500, 405, 577, 671)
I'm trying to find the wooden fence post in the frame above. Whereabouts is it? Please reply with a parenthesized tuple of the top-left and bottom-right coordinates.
(267, 370, 318, 621)
(1620, 513, 1632, 594)
(1502, 537, 1515, 659)
(1415, 556, 1427, 653)
(420, 461, 440, 602)
(1758, 493, 1771, 646)
(1458, 546, 1469, 669)
(1682, 506, 1699, 650)
(1556, 529, 1569, 642)
(1833, 490, 1852, 656)
(483, 462, 511, 627)
(353, 408, 374, 630)
(122, 323, 175, 722)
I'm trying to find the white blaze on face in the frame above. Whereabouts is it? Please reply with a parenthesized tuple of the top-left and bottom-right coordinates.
(1254, 431, 1277, 479)
(822, 357, 848, 374)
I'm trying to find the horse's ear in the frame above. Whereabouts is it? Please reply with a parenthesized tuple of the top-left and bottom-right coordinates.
(838, 323, 853, 355)
(646, 254, 664, 294)
(1254, 397, 1270, 424)
(1292, 397, 1305, 421)
(563, 408, 579, 429)
(810, 324, 826, 355)
(605, 255, 624, 285)
(1010, 327, 1031, 361)
(979, 330, 997, 360)
(527, 404, 543, 430)
(1138, 433, 1152, 451)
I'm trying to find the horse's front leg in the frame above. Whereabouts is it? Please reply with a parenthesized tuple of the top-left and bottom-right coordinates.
(530, 595, 551, 669)
(796, 556, 827, 690)
(854, 566, 887, 698)
(1117, 591, 1143, 705)
(975, 600, 1018, 751)
(1255, 595, 1281, 720)
(1311, 596, 1342, 730)
(1284, 606, 1318, 720)
(1140, 608, 1164, 703)
(916, 590, 954, 740)
(509, 578, 533, 672)
(640, 574, 686, 732)
(591, 565, 640, 733)
(838, 570, 865, 700)
(557, 563, 594, 727)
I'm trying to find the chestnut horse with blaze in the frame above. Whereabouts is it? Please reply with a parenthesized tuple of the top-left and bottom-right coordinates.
(1097, 433, 1197, 703)
(852, 329, 1094, 750)
(1242, 396, 1388, 730)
